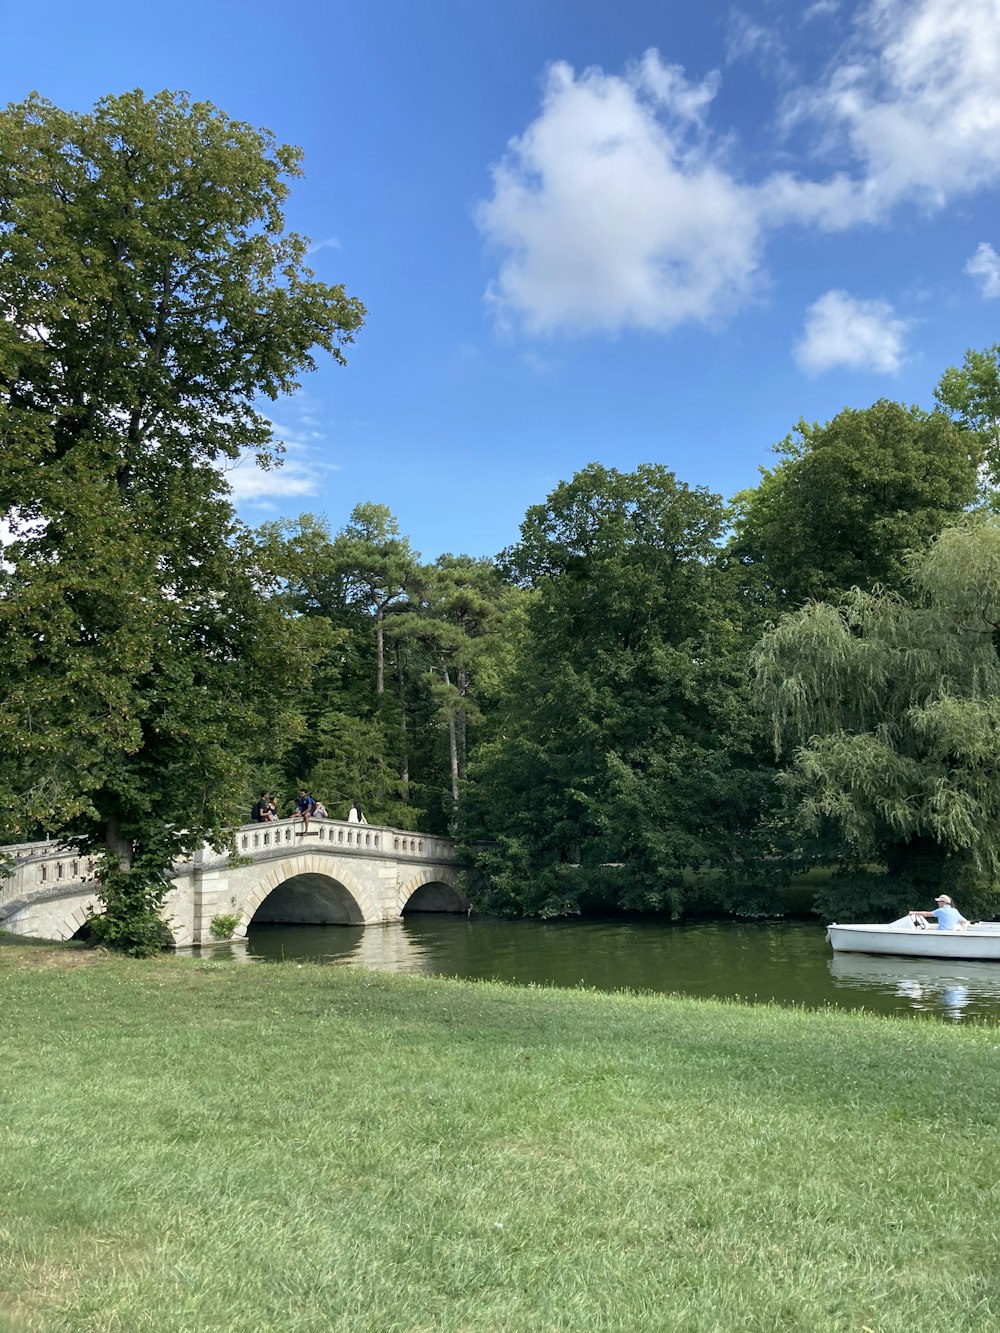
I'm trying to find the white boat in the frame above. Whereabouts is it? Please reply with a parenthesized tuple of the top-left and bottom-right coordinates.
(827, 916, 1000, 961)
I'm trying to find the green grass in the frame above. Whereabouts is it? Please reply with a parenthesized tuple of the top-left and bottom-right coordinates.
(1, 939, 998, 1332)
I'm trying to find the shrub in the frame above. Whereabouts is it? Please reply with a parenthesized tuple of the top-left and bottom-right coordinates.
(210, 913, 241, 940)
(812, 870, 1000, 923)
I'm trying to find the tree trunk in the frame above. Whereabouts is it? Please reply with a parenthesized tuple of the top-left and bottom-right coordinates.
(442, 664, 459, 803)
(375, 604, 385, 696)
(103, 815, 133, 870)
(396, 643, 410, 800)
(457, 665, 468, 781)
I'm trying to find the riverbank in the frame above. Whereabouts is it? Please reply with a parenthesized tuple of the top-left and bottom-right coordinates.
(1, 938, 997, 1332)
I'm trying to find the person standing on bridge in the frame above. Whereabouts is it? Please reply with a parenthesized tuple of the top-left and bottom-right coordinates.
(347, 800, 367, 825)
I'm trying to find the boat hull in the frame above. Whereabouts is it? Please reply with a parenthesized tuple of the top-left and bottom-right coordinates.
(828, 920, 1000, 961)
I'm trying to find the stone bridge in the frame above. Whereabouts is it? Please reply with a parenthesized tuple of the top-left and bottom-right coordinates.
(0, 818, 466, 947)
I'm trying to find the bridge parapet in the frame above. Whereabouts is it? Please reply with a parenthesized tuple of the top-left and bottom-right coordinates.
(1, 840, 97, 909)
(230, 819, 457, 865)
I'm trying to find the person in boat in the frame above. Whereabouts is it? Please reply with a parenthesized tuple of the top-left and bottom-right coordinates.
(909, 894, 969, 930)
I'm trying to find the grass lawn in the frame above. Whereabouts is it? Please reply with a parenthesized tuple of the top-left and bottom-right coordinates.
(1, 937, 998, 1333)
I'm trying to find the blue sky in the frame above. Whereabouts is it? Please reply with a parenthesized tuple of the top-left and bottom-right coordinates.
(4, 0, 1000, 560)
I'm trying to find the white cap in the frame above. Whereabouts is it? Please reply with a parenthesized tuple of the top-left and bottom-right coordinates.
(935, 894, 952, 905)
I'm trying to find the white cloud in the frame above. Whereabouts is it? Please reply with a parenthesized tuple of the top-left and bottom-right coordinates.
(966, 242, 1000, 299)
(306, 236, 342, 256)
(725, 11, 793, 81)
(780, 0, 1000, 221)
(221, 393, 337, 507)
(223, 453, 322, 503)
(476, 52, 762, 335)
(478, 2, 1000, 337)
(803, 0, 840, 18)
(794, 290, 909, 375)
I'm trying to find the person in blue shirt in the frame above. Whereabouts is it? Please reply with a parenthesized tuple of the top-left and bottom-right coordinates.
(293, 789, 316, 836)
(910, 894, 969, 930)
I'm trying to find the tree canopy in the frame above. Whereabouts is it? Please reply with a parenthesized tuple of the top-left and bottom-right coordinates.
(0, 89, 364, 950)
(729, 400, 980, 610)
(752, 519, 1000, 917)
(465, 464, 770, 918)
(936, 344, 1000, 491)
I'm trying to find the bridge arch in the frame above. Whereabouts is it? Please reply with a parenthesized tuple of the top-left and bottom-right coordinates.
(61, 902, 97, 941)
(395, 866, 468, 916)
(44, 896, 194, 948)
(235, 854, 379, 935)
(0, 888, 98, 944)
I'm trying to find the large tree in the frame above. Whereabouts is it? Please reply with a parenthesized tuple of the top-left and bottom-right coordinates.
(391, 554, 528, 812)
(254, 510, 422, 827)
(752, 518, 1000, 919)
(331, 503, 419, 698)
(729, 400, 980, 611)
(257, 516, 528, 833)
(466, 464, 769, 918)
(0, 90, 364, 951)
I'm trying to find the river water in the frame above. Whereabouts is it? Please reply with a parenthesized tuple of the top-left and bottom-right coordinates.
(202, 916, 1000, 1023)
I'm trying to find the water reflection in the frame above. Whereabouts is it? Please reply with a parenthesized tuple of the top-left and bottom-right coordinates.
(194, 918, 1000, 1023)
(354, 922, 430, 972)
(828, 953, 1000, 1021)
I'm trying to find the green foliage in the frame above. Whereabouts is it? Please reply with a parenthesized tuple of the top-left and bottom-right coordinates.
(729, 400, 980, 610)
(0, 89, 363, 949)
(331, 502, 420, 699)
(305, 712, 418, 828)
(86, 858, 174, 957)
(465, 463, 773, 918)
(753, 517, 1000, 896)
(256, 510, 421, 825)
(259, 513, 531, 833)
(811, 868, 1000, 926)
(392, 554, 529, 815)
(209, 913, 241, 940)
(936, 343, 1000, 488)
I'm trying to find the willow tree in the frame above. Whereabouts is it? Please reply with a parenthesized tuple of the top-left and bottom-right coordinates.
(0, 90, 364, 951)
(752, 519, 1000, 914)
